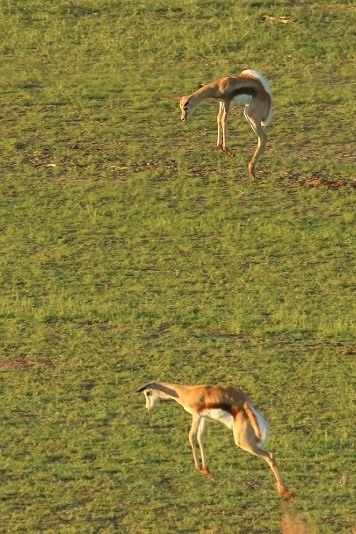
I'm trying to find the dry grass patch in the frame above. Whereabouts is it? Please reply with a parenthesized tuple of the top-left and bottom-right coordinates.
(282, 509, 312, 534)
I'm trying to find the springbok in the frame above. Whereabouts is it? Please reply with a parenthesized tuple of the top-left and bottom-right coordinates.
(179, 69, 272, 177)
(136, 381, 293, 499)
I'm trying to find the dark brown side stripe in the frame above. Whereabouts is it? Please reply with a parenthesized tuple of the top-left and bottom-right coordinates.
(198, 402, 244, 418)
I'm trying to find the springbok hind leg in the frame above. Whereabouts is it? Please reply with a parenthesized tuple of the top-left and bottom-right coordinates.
(233, 420, 293, 499)
(244, 111, 267, 177)
(260, 449, 294, 500)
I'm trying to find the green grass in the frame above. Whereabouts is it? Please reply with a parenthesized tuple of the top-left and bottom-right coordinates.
(0, 0, 356, 532)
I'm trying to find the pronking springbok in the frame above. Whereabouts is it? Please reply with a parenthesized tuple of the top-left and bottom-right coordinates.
(136, 381, 293, 499)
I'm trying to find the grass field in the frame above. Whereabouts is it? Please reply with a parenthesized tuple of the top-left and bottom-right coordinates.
(0, 1, 356, 532)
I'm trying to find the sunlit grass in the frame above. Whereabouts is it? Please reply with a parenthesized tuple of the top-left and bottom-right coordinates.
(0, 0, 356, 533)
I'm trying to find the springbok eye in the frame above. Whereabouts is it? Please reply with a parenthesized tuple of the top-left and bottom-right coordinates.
(146, 391, 151, 396)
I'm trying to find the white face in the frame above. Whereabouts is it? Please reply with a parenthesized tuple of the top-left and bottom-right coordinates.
(144, 389, 160, 411)
(180, 96, 194, 122)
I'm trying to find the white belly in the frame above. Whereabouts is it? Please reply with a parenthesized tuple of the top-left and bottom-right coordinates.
(232, 94, 253, 105)
(200, 408, 234, 429)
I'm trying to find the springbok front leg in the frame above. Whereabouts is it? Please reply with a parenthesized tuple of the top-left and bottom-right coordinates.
(216, 102, 224, 150)
(196, 417, 214, 480)
(189, 415, 214, 480)
(217, 102, 235, 158)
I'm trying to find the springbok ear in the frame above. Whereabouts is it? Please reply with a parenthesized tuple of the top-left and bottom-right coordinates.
(165, 94, 182, 101)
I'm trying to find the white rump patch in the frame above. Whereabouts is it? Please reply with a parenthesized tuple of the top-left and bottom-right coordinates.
(250, 403, 269, 447)
(201, 409, 234, 429)
(240, 69, 271, 95)
(240, 69, 272, 127)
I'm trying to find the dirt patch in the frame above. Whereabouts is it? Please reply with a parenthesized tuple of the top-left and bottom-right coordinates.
(282, 510, 311, 534)
(289, 177, 356, 190)
(0, 357, 53, 371)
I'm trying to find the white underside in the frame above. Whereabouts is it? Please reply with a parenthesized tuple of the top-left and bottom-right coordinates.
(231, 94, 253, 105)
(200, 408, 234, 429)
(200, 405, 269, 446)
